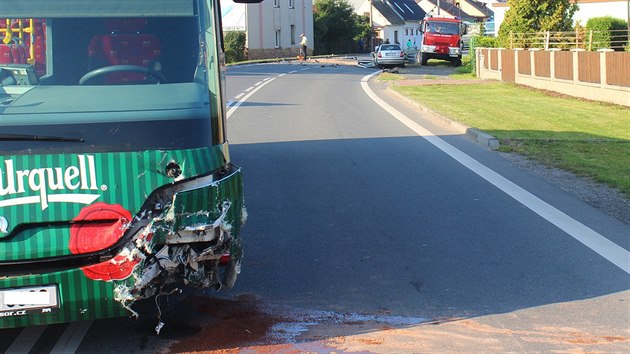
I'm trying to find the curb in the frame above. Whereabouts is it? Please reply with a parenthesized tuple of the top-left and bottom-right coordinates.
(385, 85, 500, 150)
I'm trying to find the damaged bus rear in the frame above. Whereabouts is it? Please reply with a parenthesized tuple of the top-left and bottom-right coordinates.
(0, 0, 256, 328)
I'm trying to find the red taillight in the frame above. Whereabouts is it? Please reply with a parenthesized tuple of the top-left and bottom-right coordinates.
(400, 51, 404, 57)
(378, 52, 382, 58)
(219, 252, 231, 264)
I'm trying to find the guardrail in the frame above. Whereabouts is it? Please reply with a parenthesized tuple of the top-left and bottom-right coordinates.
(476, 48, 630, 107)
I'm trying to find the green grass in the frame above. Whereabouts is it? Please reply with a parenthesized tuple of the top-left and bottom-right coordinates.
(393, 82, 630, 196)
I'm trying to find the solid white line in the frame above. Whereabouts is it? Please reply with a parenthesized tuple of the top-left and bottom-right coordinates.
(5, 325, 47, 354)
(226, 77, 276, 119)
(361, 72, 630, 275)
(50, 320, 93, 354)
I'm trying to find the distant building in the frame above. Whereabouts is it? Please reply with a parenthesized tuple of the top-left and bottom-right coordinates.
(354, 0, 426, 50)
(221, 0, 314, 60)
(416, 0, 493, 22)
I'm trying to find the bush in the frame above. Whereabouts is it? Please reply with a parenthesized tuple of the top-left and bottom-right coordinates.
(473, 36, 497, 48)
(224, 31, 246, 63)
(586, 16, 628, 51)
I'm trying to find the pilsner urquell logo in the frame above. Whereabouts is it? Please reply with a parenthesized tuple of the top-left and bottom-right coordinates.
(0, 155, 102, 210)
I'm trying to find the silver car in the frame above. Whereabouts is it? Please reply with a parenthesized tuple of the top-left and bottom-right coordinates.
(373, 44, 405, 68)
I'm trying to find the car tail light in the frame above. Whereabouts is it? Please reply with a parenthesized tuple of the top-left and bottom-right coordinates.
(378, 52, 382, 58)
(400, 51, 404, 57)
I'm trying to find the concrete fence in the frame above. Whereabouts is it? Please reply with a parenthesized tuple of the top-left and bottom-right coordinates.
(476, 48, 630, 107)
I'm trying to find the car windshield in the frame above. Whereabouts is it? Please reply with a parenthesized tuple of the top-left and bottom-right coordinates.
(380, 45, 401, 51)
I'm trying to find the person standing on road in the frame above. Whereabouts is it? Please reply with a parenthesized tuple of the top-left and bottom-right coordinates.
(300, 33, 308, 60)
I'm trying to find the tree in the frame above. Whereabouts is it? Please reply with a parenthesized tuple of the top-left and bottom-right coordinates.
(224, 31, 246, 63)
(497, 0, 578, 48)
(313, 0, 364, 55)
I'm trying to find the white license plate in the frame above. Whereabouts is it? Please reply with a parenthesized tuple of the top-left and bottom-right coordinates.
(0, 285, 59, 312)
(385, 53, 396, 56)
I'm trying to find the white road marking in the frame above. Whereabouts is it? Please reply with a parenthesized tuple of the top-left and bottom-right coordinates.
(226, 100, 234, 107)
(254, 81, 263, 86)
(227, 77, 276, 119)
(50, 320, 93, 354)
(361, 72, 630, 275)
(227, 67, 311, 119)
(5, 325, 47, 353)
(234, 92, 245, 99)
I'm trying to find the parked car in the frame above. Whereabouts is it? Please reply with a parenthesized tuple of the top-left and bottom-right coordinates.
(373, 44, 405, 68)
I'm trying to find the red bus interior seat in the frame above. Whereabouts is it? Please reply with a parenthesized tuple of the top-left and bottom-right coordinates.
(87, 18, 161, 84)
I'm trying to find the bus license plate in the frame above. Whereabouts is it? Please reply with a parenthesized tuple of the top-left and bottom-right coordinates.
(0, 285, 59, 312)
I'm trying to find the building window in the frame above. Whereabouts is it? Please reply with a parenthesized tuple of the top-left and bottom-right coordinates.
(275, 29, 281, 48)
(288, 0, 295, 8)
(273, 0, 279, 7)
(291, 25, 296, 44)
(394, 30, 398, 44)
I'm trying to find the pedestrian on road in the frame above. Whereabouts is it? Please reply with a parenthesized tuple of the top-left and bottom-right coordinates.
(300, 33, 308, 60)
(407, 39, 412, 48)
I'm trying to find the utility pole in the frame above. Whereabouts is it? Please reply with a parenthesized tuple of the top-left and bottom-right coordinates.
(369, 0, 374, 51)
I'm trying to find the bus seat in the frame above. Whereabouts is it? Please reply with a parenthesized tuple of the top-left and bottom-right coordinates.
(87, 18, 161, 84)
(0, 44, 13, 64)
(11, 39, 28, 64)
(32, 19, 46, 76)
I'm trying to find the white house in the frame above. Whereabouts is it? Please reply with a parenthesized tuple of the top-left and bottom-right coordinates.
(222, 0, 314, 60)
(354, 0, 426, 50)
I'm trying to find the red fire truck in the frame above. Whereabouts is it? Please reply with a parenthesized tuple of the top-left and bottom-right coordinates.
(418, 16, 466, 66)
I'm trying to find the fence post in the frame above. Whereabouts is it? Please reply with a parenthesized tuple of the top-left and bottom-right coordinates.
(598, 48, 613, 88)
(588, 30, 593, 51)
(575, 27, 579, 49)
(571, 48, 585, 84)
(510, 31, 513, 49)
(545, 31, 550, 50)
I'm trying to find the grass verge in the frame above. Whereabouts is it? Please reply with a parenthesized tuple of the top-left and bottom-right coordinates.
(393, 82, 630, 197)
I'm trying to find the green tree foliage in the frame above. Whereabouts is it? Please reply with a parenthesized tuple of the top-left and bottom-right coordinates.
(314, 0, 364, 55)
(497, 0, 578, 48)
(224, 31, 246, 63)
(586, 16, 628, 51)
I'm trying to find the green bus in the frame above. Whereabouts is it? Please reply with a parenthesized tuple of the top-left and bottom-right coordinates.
(0, 0, 258, 329)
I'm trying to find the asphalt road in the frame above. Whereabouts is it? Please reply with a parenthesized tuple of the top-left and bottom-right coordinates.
(1, 61, 628, 353)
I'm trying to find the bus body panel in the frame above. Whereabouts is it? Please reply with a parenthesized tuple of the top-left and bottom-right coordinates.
(0, 0, 255, 329)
